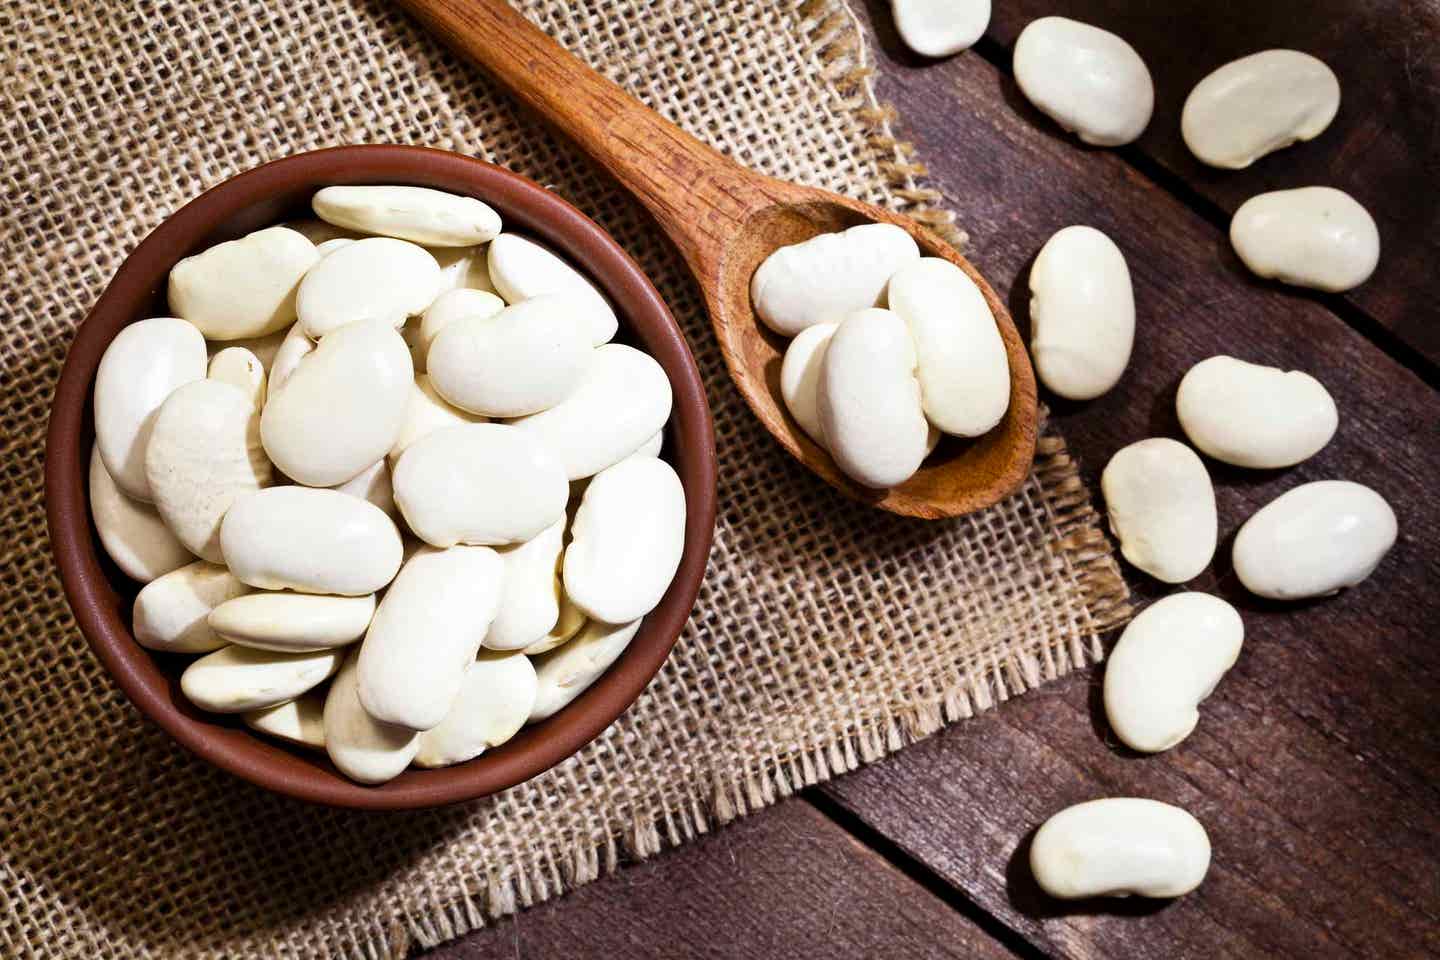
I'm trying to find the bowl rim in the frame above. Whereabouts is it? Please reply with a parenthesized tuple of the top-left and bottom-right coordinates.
(44, 144, 717, 810)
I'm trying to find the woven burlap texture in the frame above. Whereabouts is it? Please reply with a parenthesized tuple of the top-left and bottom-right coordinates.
(0, 0, 1131, 956)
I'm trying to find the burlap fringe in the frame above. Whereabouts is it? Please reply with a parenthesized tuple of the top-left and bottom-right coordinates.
(799, 0, 968, 248)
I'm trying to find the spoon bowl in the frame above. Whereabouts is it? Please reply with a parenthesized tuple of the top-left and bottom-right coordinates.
(399, 0, 1038, 518)
(710, 190, 1036, 517)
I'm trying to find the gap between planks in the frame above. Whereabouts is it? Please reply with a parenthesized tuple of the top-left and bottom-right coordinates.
(802, 790, 1050, 960)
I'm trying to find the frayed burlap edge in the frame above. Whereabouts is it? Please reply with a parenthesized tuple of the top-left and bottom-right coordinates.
(802, 0, 969, 248)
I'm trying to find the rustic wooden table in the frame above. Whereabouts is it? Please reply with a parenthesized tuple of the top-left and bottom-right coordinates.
(422, 2, 1440, 956)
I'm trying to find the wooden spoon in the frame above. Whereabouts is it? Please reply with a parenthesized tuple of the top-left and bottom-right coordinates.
(396, 0, 1037, 518)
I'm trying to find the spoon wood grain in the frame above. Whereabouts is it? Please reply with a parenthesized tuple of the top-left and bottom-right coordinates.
(396, 0, 1038, 518)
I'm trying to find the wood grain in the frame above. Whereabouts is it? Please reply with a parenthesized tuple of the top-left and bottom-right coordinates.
(395, 0, 1041, 521)
(978, 0, 1440, 367)
(419, 799, 1018, 959)
(817, 8, 1440, 957)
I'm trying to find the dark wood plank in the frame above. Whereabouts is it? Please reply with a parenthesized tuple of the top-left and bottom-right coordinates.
(817, 7, 1440, 958)
(971, 0, 1440, 366)
(418, 798, 1018, 959)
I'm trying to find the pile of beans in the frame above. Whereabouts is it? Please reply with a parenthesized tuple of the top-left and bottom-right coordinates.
(785, 9, 1396, 904)
(754, 226, 1011, 489)
(90, 185, 684, 785)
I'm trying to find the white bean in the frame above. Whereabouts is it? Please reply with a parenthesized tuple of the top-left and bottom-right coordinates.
(401, 315, 427, 374)
(892, 0, 989, 57)
(750, 223, 919, 337)
(1101, 438, 1217, 584)
(485, 520, 565, 651)
(428, 295, 593, 417)
(1029, 225, 1134, 400)
(419, 288, 505, 366)
(264, 321, 314, 402)
(431, 245, 497, 295)
(313, 237, 353, 258)
(414, 652, 537, 767)
(1230, 187, 1379, 293)
(180, 645, 342, 714)
(509, 343, 673, 481)
(328, 458, 396, 518)
(243, 691, 326, 749)
(888, 257, 1009, 437)
(1030, 798, 1211, 899)
(817, 308, 929, 488)
(324, 650, 419, 784)
(1182, 50, 1340, 169)
(780, 361, 940, 461)
(779, 322, 836, 448)
(133, 561, 250, 653)
(633, 430, 664, 459)
(220, 486, 402, 596)
(1013, 17, 1153, 147)
(1177, 356, 1337, 468)
(261, 319, 413, 486)
(565, 457, 686, 624)
(528, 618, 643, 723)
(207, 346, 266, 409)
(296, 237, 440, 338)
(94, 316, 207, 501)
(1103, 593, 1243, 753)
(487, 234, 617, 345)
(357, 544, 505, 730)
(285, 219, 362, 246)
(167, 226, 318, 339)
(208, 592, 376, 652)
(312, 185, 501, 247)
(523, 594, 587, 656)
(145, 379, 272, 562)
(389, 374, 487, 460)
(213, 326, 289, 372)
(89, 442, 191, 583)
(393, 423, 568, 547)
(1233, 481, 1396, 600)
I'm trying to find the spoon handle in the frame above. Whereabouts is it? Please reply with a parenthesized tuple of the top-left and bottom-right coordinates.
(395, 0, 758, 275)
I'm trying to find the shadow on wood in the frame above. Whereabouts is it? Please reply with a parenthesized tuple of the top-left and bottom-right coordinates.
(1005, 827, 1177, 920)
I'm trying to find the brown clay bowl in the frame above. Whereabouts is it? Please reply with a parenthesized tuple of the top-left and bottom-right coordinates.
(44, 145, 717, 809)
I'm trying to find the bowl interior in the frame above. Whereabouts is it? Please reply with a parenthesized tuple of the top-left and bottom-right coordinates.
(45, 145, 716, 809)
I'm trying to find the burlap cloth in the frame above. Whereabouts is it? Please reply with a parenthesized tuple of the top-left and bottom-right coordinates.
(0, 0, 1131, 956)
